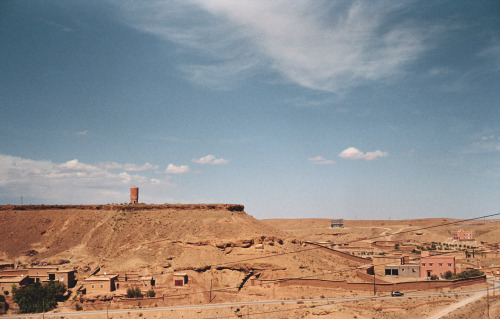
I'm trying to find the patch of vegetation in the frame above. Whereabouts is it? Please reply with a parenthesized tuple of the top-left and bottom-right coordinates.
(146, 289, 155, 297)
(126, 287, 143, 298)
(444, 269, 484, 280)
(0, 294, 9, 314)
(12, 281, 67, 313)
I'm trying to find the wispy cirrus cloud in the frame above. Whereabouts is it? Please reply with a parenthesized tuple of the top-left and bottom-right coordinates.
(165, 163, 190, 174)
(77, 130, 88, 135)
(192, 155, 229, 165)
(117, 0, 425, 93)
(478, 38, 500, 70)
(339, 147, 388, 161)
(308, 156, 336, 165)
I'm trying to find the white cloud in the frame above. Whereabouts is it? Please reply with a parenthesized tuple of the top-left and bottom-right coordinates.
(192, 155, 229, 165)
(98, 162, 159, 172)
(77, 130, 88, 135)
(338, 147, 365, 160)
(339, 147, 388, 161)
(308, 156, 336, 165)
(165, 164, 190, 174)
(0, 154, 172, 204)
(117, 1, 425, 93)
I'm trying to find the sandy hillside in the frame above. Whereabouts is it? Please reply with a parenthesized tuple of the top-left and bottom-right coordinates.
(0, 205, 363, 281)
(262, 218, 500, 244)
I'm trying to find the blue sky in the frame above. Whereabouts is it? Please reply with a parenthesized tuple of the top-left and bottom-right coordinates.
(1, 1, 499, 220)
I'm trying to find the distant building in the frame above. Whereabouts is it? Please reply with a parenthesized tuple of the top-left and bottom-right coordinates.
(0, 267, 75, 290)
(385, 264, 420, 278)
(0, 276, 29, 293)
(420, 251, 456, 278)
(331, 219, 344, 228)
(84, 274, 118, 293)
(451, 230, 472, 241)
(173, 273, 188, 287)
(47, 269, 76, 288)
(115, 273, 155, 290)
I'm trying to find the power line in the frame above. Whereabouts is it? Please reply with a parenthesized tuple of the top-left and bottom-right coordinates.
(110, 214, 500, 301)
(151, 212, 500, 276)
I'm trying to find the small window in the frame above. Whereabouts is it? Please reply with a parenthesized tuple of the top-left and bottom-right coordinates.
(412, 269, 416, 272)
(439, 263, 442, 267)
(429, 263, 433, 266)
(422, 263, 426, 266)
(448, 263, 452, 267)
(91, 284, 94, 288)
(100, 285, 103, 288)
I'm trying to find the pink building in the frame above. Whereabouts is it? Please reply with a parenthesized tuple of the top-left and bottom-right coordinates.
(420, 251, 456, 278)
(451, 230, 472, 241)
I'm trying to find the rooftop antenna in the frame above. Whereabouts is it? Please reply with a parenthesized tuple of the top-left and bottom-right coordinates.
(21, 196, 23, 205)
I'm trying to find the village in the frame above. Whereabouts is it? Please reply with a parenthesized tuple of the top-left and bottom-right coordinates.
(0, 189, 499, 317)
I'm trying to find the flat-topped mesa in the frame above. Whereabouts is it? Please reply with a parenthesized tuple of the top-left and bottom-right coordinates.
(0, 203, 245, 212)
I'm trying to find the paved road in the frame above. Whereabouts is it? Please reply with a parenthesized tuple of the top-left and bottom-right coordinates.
(3, 286, 497, 319)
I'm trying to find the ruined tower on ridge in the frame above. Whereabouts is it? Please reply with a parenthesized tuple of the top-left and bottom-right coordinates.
(130, 186, 139, 204)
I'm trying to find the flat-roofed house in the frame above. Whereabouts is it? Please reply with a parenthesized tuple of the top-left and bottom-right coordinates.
(451, 230, 473, 241)
(331, 219, 344, 228)
(47, 270, 76, 288)
(0, 276, 29, 293)
(384, 264, 420, 278)
(420, 251, 456, 278)
(27, 267, 59, 284)
(173, 273, 188, 287)
(83, 274, 118, 293)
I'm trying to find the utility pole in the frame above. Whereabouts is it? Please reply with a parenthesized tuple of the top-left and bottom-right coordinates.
(487, 280, 490, 319)
(373, 268, 376, 296)
(209, 267, 213, 303)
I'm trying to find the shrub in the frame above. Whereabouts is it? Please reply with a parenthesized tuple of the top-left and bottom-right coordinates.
(430, 275, 439, 280)
(75, 303, 83, 311)
(146, 289, 155, 298)
(126, 287, 143, 298)
(0, 294, 9, 313)
(444, 270, 453, 279)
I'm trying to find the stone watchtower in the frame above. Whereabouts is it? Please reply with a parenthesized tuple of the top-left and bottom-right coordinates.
(130, 186, 139, 204)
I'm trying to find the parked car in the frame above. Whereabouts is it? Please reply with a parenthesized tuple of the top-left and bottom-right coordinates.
(391, 291, 404, 297)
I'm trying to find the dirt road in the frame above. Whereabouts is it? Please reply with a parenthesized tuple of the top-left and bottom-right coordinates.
(427, 278, 499, 319)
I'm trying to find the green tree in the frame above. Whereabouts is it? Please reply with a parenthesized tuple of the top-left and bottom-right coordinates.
(12, 281, 67, 313)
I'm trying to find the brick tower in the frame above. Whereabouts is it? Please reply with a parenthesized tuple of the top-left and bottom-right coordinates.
(130, 186, 139, 204)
